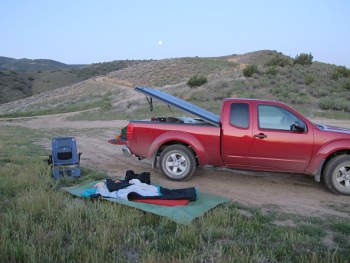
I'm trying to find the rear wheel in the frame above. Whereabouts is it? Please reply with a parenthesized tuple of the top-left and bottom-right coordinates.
(159, 145, 196, 181)
(323, 154, 350, 195)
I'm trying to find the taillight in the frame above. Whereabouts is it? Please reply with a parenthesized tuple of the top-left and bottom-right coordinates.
(126, 124, 134, 141)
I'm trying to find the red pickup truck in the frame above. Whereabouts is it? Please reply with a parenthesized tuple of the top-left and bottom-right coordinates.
(122, 87, 350, 195)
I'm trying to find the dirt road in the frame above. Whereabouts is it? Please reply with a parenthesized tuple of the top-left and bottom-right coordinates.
(1, 113, 350, 219)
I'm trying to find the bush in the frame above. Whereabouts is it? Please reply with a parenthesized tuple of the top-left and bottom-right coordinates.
(330, 71, 340, 80)
(243, 64, 259, 77)
(305, 74, 315, 85)
(319, 97, 350, 112)
(331, 66, 350, 80)
(294, 53, 313, 65)
(214, 79, 230, 89)
(266, 66, 279, 76)
(100, 94, 112, 109)
(270, 86, 287, 96)
(337, 66, 350, 77)
(289, 92, 309, 104)
(343, 81, 350, 91)
(309, 84, 329, 98)
(265, 55, 292, 67)
(187, 74, 208, 88)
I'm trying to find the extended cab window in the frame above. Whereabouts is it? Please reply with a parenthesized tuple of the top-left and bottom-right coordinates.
(258, 105, 305, 131)
(230, 103, 249, 128)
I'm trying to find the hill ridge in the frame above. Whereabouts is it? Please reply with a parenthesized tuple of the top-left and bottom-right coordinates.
(0, 56, 82, 72)
(1, 50, 349, 120)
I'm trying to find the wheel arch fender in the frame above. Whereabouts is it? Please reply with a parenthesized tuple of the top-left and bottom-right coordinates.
(147, 131, 207, 164)
(311, 140, 350, 181)
(317, 139, 350, 157)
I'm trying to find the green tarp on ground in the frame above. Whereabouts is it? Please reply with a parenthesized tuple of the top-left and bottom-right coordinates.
(62, 181, 230, 225)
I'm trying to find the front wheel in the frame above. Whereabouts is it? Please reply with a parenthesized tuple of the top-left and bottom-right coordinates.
(159, 145, 196, 181)
(323, 154, 350, 195)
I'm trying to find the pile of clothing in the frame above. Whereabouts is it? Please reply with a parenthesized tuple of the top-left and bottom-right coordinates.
(81, 170, 197, 206)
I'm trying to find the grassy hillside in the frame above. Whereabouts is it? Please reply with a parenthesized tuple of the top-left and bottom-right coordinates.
(107, 56, 238, 87)
(0, 59, 148, 104)
(1, 50, 350, 120)
(0, 56, 82, 72)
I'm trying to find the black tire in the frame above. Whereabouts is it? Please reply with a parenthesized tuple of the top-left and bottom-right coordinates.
(159, 145, 196, 181)
(323, 154, 350, 195)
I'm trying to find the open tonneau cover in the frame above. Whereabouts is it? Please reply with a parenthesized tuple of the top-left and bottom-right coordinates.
(135, 87, 220, 127)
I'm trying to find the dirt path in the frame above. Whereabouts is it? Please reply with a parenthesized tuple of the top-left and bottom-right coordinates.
(1, 113, 350, 219)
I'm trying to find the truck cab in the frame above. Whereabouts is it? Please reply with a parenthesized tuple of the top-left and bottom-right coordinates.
(220, 99, 313, 172)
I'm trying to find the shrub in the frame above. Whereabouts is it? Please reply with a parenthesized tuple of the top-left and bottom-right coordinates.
(100, 94, 112, 109)
(337, 66, 350, 77)
(331, 66, 350, 80)
(289, 92, 309, 104)
(266, 66, 278, 76)
(188, 90, 208, 102)
(309, 84, 329, 98)
(265, 55, 292, 67)
(270, 86, 284, 96)
(319, 97, 350, 112)
(214, 79, 230, 90)
(187, 74, 208, 88)
(305, 74, 315, 85)
(330, 71, 340, 80)
(294, 53, 313, 65)
(243, 64, 259, 77)
(343, 81, 350, 91)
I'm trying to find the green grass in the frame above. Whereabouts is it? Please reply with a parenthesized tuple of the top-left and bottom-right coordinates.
(0, 100, 103, 118)
(1, 125, 350, 262)
(313, 110, 350, 120)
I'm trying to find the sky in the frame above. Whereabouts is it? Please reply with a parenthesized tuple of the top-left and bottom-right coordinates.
(1, 0, 350, 67)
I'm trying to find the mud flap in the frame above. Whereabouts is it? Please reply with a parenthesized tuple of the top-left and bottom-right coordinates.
(314, 159, 325, 182)
(152, 154, 158, 169)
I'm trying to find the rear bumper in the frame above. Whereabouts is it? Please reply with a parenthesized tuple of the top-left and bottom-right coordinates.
(122, 146, 132, 157)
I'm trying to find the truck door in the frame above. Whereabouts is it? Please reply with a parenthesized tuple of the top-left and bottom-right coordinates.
(221, 102, 253, 166)
(250, 103, 313, 171)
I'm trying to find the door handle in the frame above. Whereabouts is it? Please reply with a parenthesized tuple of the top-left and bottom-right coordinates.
(254, 133, 267, 139)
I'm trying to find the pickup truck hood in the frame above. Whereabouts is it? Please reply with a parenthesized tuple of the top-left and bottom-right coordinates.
(135, 87, 220, 126)
(320, 124, 350, 134)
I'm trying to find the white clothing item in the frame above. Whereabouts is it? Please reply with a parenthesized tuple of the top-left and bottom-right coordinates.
(110, 179, 159, 200)
(95, 179, 160, 201)
(95, 185, 111, 197)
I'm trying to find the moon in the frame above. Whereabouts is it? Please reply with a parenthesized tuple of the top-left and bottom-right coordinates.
(158, 40, 163, 45)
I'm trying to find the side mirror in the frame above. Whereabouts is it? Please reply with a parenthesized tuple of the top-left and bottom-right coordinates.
(291, 120, 306, 132)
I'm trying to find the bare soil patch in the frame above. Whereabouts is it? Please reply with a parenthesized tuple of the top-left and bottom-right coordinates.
(1, 113, 350, 219)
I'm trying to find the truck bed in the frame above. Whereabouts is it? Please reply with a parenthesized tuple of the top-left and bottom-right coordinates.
(127, 119, 223, 166)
